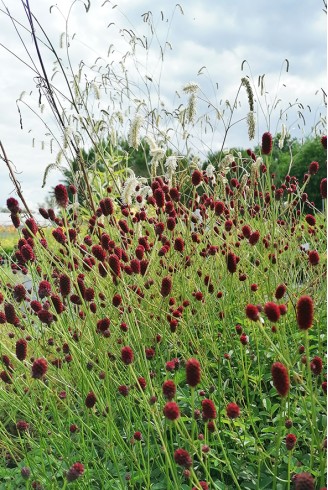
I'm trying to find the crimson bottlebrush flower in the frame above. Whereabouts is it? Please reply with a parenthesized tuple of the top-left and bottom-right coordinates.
(305, 214, 316, 226)
(264, 302, 281, 322)
(249, 231, 260, 245)
(21, 244, 35, 262)
(0, 370, 12, 383)
(85, 391, 97, 408)
(191, 169, 203, 186)
(16, 420, 29, 432)
(7, 197, 20, 213)
(121, 346, 134, 365)
(118, 219, 129, 234)
(308, 250, 320, 266)
(320, 178, 327, 199)
(52, 227, 67, 244)
(214, 200, 225, 215)
(201, 399, 217, 420)
(161, 276, 172, 297)
(162, 380, 176, 400)
(145, 348, 155, 360)
(54, 184, 69, 208)
(37, 309, 54, 325)
(293, 472, 315, 490)
(0, 312, 6, 324)
(97, 318, 110, 333)
(226, 402, 240, 419)
(154, 188, 165, 208)
(4, 303, 17, 325)
(186, 358, 201, 387)
(108, 254, 121, 277)
(271, 362, 289, 397)
(25, 218, 38, 236)
(163, 401, 180, 420)
(66, 462, 84, 482)
(225, 220, 233, 231)
(174, 237, 185, 252)
(241, 225, 251, 238)
(112, 294, 122, 307)
(285, 433, 297, 450)
(13, 284, 26, 302)
(261, 132, 273, 155)
(10, 213, 20, 228)
(174, 449, 192, 468)
(227, 252, 237, 273)
(310, 356, 323, 375)
(130, 259, 140, 274)
(167, 217, 176, 231)
(136, 377, 146, 390)
(16, 339, 27, 361)
(275, 284, 286, 300)
(296, 295, 314, 330)
(133, 431, 142, 441)
(279, 304, 287, 315)
(99, 197, 114, 216)
(92, 245, 106, 262)
(192, 483, 208, 490)
(118, 385, 129, 396)
(321, 135, 327, 149)
(240, 333, 249, 345)
(38, 280, 52, 298)
(30, 300, 42, 313)
(51, 295, 64, 314)
(59, 274, 71, 297)
(31, 358, 48, 379)
(308, 161, 319, 175)
(245, 304, 259, 321)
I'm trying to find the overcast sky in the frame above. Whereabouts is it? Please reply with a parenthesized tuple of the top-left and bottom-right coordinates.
(0, 0, 326, 210)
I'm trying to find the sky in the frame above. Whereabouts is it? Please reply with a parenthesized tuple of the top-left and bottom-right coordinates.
(0, 0, 326, 210)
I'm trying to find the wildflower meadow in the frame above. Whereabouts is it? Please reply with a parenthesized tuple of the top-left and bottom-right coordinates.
(0, 2, 326, 489)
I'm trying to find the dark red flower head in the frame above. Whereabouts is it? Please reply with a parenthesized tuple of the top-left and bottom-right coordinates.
(264, 302, 280, 323)
(31, 358, 48, 379)
(261, 132, 273, 155)
(226, 402, 240, 419)
(99, 197, 114, 216)
(227, 252, 237, 273)
(296, 295, 314, 330)
(201, 399, 217, 420)
(308, 250, 319, 266)
(162, 380, 176, 400)
(163, 401, 180, 421)
(245, 304, 259, 321)
(161, 276, 172, 297)
(85, 391, 97, 408)
(310, 356, 323, 375)
(286, 433, 297, 450)
(271, 362, 289, 397)
(275, 284, 286, 300)
(308, 161, 319, 175)
(38, 280, 52, 299)
(66, 462, 84, 482)
(121, 346, 134, 365)
(305, 214, 316, 227)
(186, 358, 201, 387)
(174, 449, 192, 468)
(293, 472, 315, 490)
(7, 197, 20, 213)
(54, 184, 69, 208)
(191, 169, 203, 186)
(16, 339, 27, 361)
(321, 135, 327, 149)
(320, 178, 327, 199)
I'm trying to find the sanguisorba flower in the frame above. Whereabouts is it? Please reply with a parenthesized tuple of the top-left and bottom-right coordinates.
(293, 472, 315, 490)
(264, 302, 280, 322)
(162, 380, 176, 400)
(85, 391, 97, 408)
(271, 362, 289, 397)
(201, 399, 217, 420)
(226, 402, 240, 419)
(16, 339, 27, 361)
(186, 358, 201, 387)
(31, 358, 48, 379)
(66, 462, 85, 482)
(296, 295, 314, 330)
(160, 276, 172, 297)
(163, 401, 180, 421)
(310, 356, 323, 375)
(245, 304, 259, 321)
(121, 346, 134, 365)
(285, 433, 297, 450)
(54, 184, 69, 208)
(174, 449, 192, 468)
(261, 131, 273, 155)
